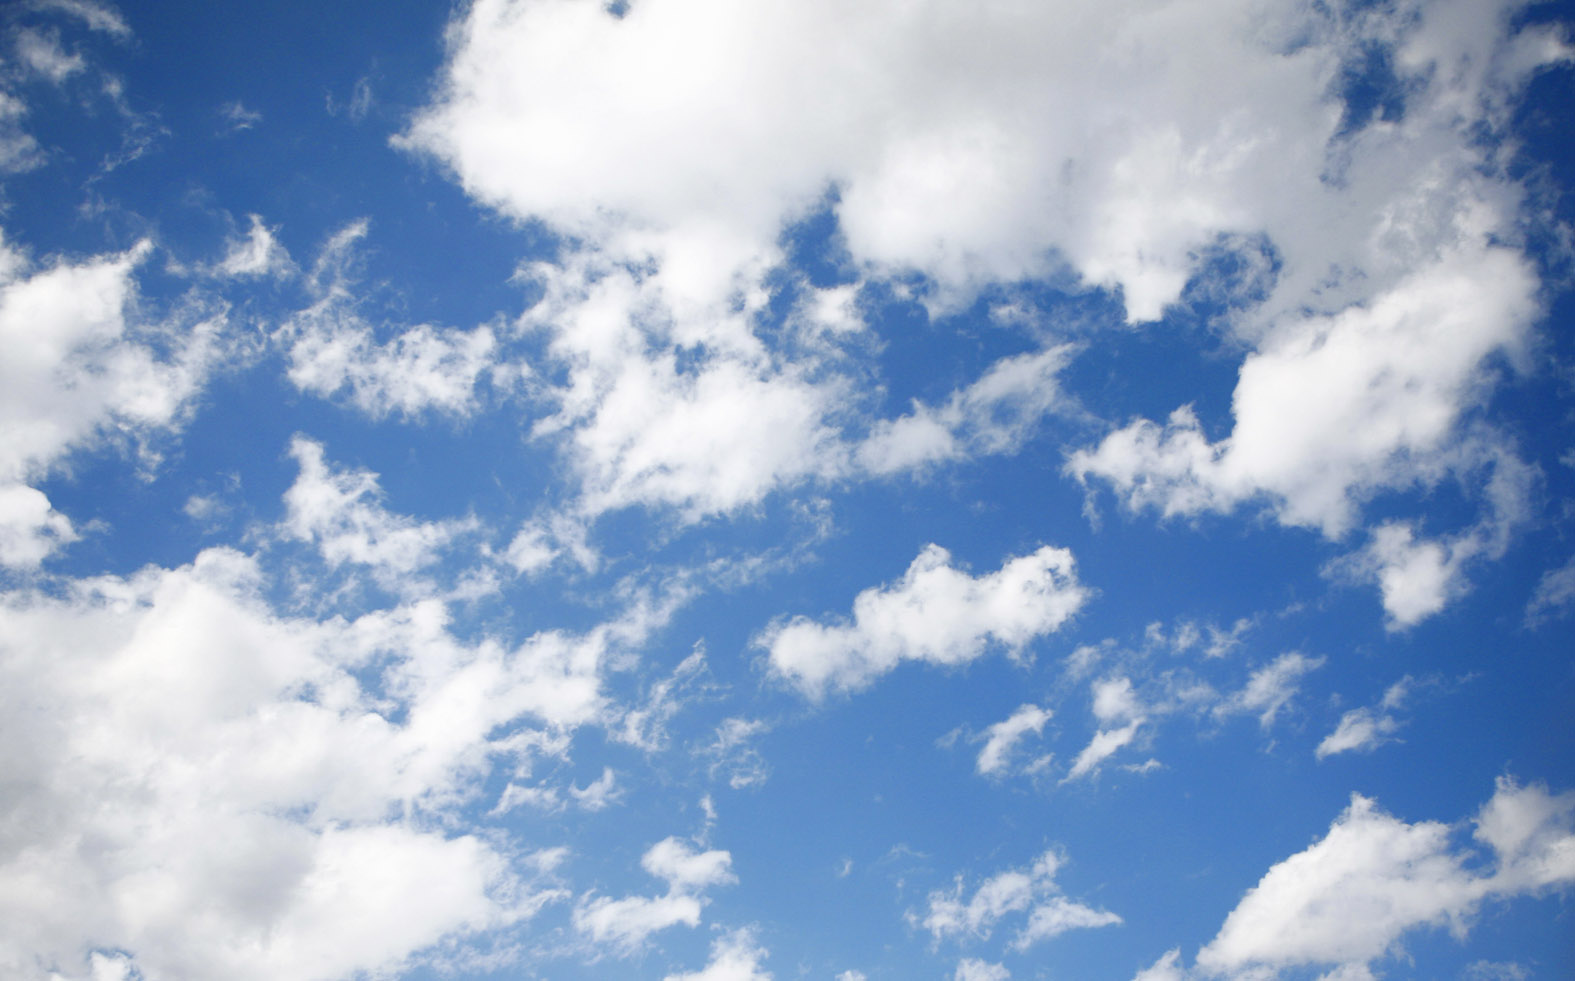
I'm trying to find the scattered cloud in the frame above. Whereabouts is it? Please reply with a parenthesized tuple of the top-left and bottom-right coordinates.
(573, 837, 736, 953)
(762, 544, 1087, 697)
(921, 848, 1120, 952)
(975, 703, 1053, 777)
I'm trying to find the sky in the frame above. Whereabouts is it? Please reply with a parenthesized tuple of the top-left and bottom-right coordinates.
(0, 1, 1573, 980)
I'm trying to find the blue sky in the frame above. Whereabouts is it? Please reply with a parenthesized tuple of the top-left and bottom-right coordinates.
(1, 1, 1573, 980)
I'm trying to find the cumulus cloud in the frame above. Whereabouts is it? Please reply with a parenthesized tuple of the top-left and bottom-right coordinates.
(0, 234, 223, 566)
(0, 547, 591, 981)
(664, 928, 772, 981)
(396, 0, 1567, 546)
(574, 837, 736, 952)
(922, 849, 1120, 952)
(762, 543, 1087, 697)
(402, 0, 1566, 324)
(1137, 777, 1575, 981)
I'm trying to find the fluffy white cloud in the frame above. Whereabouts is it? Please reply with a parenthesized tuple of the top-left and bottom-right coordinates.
(0, 548, 587, 981)
(574, 837, 735, 952)
(976, 704, 1053, 777)
(762, 544, 1087, 697)
(0, 234, 223, 566)
(1070, 239, 1540, 535)
(1135, 777, 1575, 980)
(922, 849, 1120, 952)
(664, 929, 772, 981)
(404, 0, 1563, 323)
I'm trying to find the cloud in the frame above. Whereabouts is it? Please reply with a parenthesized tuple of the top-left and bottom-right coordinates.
(955, 960, 1010, 981)
(701, 717, 771, 789)
(574, 837, 736, 952)
(664, 928, 773, 981)
(975, 704, 1053, 777)
(402, 0, 1564, 324)
(283, 436, 479, 586)
(30, 0, 133, 40)
(1524, 554, 1575, 626)
(282, 226, 505, 420)
(1214, 652, 1324, 729)
(1316, 708, 1402, 760)
(214, 215, 288, 276)
(1065, 720, 1143, 783)
(922, 849, 1120, 952)
(218, 100, 263, 134)
(0, 234, 224, 566)
(762, 543, 1087, 697)
(15, 27, 85, 84)
(1138, 777, 1575, 981)
(857, 346, 1076, 475)
(0, 547, 576, 981)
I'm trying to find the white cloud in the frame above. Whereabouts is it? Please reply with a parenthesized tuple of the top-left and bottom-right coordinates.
(955, 960, 1010, 981)
(215, 214, 287, 276)
(397, 0, 1569, 556)
(1065, 720, 1143, 783)
(922, 849, 1120, 951)
(15, 28, 85, 84)
(1132, 949, 1186, 981)
(1316, 708, 1402, 760)
(31, 0, 133, 39)
(574, 837, 735, 952)
(612, 648, 708, 751)
(0, 548, 584, 981)
(857, 346, 1075, 475)
(664, 929, 772, 981)
(0, 482, 76, 568)
(701, 717, 770, 789)
(1214, 652, 1324, 729)
(402, 0, 1558, 324)
(1070, 237, 1540, 537)
(0, 234, 224, 566)
(762, 543, 1087, 697)
(1177, 777, 1575, 980)
(976, 703, 1053, 777)
(283, 436, 478, 585)
(0, 91, 42, 174)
